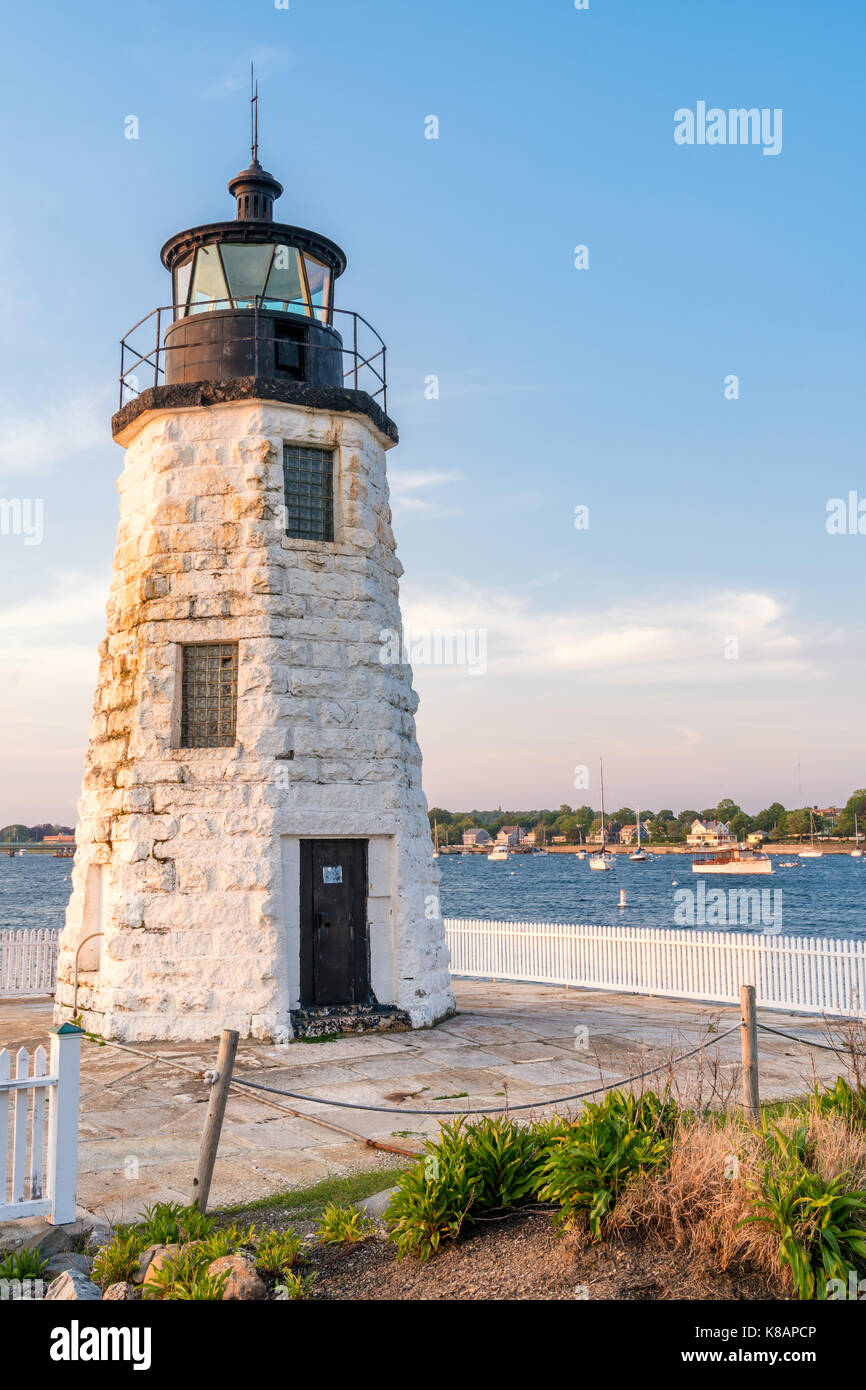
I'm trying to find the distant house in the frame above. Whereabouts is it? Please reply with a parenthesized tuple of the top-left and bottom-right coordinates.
(551, 835, 567, 844)
(746, 830, 769, 847)
(815, 806, 839, 829)
(462, 828, 492, 847)
(686, 819, 734, 848)
(619, 823, 651, 845)
(496, 825, 527, 847)
(43, 833, 75, 845)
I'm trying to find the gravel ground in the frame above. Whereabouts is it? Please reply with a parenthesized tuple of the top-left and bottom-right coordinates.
(307, 1210, 785, 1301)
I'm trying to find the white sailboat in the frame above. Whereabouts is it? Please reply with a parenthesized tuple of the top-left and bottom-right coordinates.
(432, 818, 439, 858)
(799, 808, 823, 859)
(589, 760, 615, 870)
(629, 808, 647, 862)
(851, 813, 862, 858)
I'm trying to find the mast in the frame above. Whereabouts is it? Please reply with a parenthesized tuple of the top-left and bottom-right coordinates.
(599, 759, 606, 848)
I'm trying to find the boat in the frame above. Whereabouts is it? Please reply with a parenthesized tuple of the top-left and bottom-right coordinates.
(851, 814, 862, 858)
(589, 760, 615, 870)
(487, 845, 509, 862)
(629, 808, 647, 861)
(432, 818, 439, 859)
(54, 847, 74, 858)
(779, 859, 799, 869)
(692, 846, 773, 875)
(799, 808, 823, 859)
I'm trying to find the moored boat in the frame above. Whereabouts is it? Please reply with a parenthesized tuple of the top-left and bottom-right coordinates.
(692, 846, 773, 875)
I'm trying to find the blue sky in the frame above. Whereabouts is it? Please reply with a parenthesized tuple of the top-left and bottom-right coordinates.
(0, 0, 864, 820)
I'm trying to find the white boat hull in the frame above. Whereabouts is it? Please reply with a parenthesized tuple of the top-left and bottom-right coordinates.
(692, 859, 773, 875)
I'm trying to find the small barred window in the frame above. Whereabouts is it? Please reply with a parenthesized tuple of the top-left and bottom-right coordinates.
(180, 643, 238, 748)
(283, 444, 334, 541)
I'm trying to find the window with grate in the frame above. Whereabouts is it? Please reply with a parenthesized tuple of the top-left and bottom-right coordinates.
(283, 444, 334, 541)
(180, 643, 239, 748)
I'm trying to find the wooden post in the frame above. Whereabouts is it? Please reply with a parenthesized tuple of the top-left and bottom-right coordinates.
(47, 1023, 83, 1225)
(740, 984, 760, 1124)
(190, 1029, 238, 1213)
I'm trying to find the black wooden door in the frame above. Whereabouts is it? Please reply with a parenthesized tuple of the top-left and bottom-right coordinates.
(300, 839, 369, 1007)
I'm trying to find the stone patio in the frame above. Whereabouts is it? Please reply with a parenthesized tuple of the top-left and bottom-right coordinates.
(0, 982, 847, 1226)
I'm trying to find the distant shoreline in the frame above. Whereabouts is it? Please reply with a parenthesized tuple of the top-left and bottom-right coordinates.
(440, 842, 859, 857)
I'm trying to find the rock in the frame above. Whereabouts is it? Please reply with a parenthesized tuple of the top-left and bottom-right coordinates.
(355, 1186, 399, 1221)
(45, 1270, 102, 1301)
(139, 1243, 180, 1287)
(19, 1224, 74, 1258)
(103, 1281, 137, 1301)
(207, 1254, 267, 1301)
(45, 1252, 93, 1280)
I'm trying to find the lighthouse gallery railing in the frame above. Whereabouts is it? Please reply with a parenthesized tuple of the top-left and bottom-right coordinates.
(119, 298, 388, 416)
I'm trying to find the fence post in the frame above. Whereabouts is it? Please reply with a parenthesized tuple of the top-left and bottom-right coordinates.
(190, 1029, 239, 1213)
(47, 1023, 83, 1224)
(740, 984, 760, 1124)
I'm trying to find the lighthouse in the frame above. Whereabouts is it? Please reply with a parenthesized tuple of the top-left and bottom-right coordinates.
(54, 131, 454, 1042)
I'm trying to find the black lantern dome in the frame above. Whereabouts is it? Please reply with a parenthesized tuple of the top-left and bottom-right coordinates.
(158, 148, 348, 390)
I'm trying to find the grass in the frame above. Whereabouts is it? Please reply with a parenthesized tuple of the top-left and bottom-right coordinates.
(217, 1166, 412, 1223)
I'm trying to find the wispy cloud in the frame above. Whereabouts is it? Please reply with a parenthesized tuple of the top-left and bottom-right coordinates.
(389, 468, 460, 514)
(401, 586, 821, 684)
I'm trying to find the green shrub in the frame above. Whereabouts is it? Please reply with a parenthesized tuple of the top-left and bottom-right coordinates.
(0, 1248, 49, 1282)
(274, 1270, 316, 1300)
(255, 1229, 308, 1274)
(91, 1229, 148, 1289)
(386, 1115, 561, 1261)
(741, 1123, 866, 1299)
(141, 1246, 228, 1302)
(198, 1224, 258, 1263)
(813, 1077, 866, 1128)
(536, 1090, 678, 1237)
(386, 1119, 479, 1260)
(317, 1203, 376, 1246)
(138, 1201, 214, 1245)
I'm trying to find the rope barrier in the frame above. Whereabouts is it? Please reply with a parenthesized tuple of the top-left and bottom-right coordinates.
(228, 1025, 740, 1116)
(756, 1022, 855, 1055)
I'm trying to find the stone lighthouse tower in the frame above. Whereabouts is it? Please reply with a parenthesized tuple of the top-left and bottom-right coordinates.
(54, 138, 454, 1042)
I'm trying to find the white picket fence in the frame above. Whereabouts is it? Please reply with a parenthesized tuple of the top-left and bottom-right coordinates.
(444, 918, 866, 1018)
(0, 1025, 82, 1223)
(0, 929, 58, 995)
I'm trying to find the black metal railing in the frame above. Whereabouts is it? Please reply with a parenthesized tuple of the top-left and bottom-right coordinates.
(118, 299, 387, 416)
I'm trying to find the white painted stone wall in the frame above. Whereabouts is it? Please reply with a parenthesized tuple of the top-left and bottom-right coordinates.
(54, 399, 454, 1041)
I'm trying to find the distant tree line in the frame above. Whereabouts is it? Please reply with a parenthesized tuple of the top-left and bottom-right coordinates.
(428, 791, 866, 845)
(0, 822, 74, 843)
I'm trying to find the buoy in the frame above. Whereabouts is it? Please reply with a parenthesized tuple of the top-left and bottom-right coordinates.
(619, 889, 627, 908)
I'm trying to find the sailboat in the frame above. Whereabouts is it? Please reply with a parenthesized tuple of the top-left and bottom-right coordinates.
(799, 807, 823, 859)
(629, 808, 648, 862)
(532, 825, 548, 856)
(851, 813, 863, 858)
(589, 760, 615, 870)
(432, 819, 439, 859)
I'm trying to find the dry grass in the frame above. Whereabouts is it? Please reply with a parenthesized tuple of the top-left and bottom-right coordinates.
(608, 1103, 866, 1294)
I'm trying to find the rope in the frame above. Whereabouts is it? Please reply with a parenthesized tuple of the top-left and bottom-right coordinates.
(756, 1022, 855, 1055)
(228, 1025, 740, 1116)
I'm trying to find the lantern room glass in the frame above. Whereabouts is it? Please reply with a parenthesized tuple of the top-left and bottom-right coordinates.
(178, 242, 334, 322)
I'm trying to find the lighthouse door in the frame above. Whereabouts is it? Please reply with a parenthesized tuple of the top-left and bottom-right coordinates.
(300, 839, 370, 1007)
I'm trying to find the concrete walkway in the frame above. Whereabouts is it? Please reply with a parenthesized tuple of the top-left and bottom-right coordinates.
(0, 984, 847, 1224)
